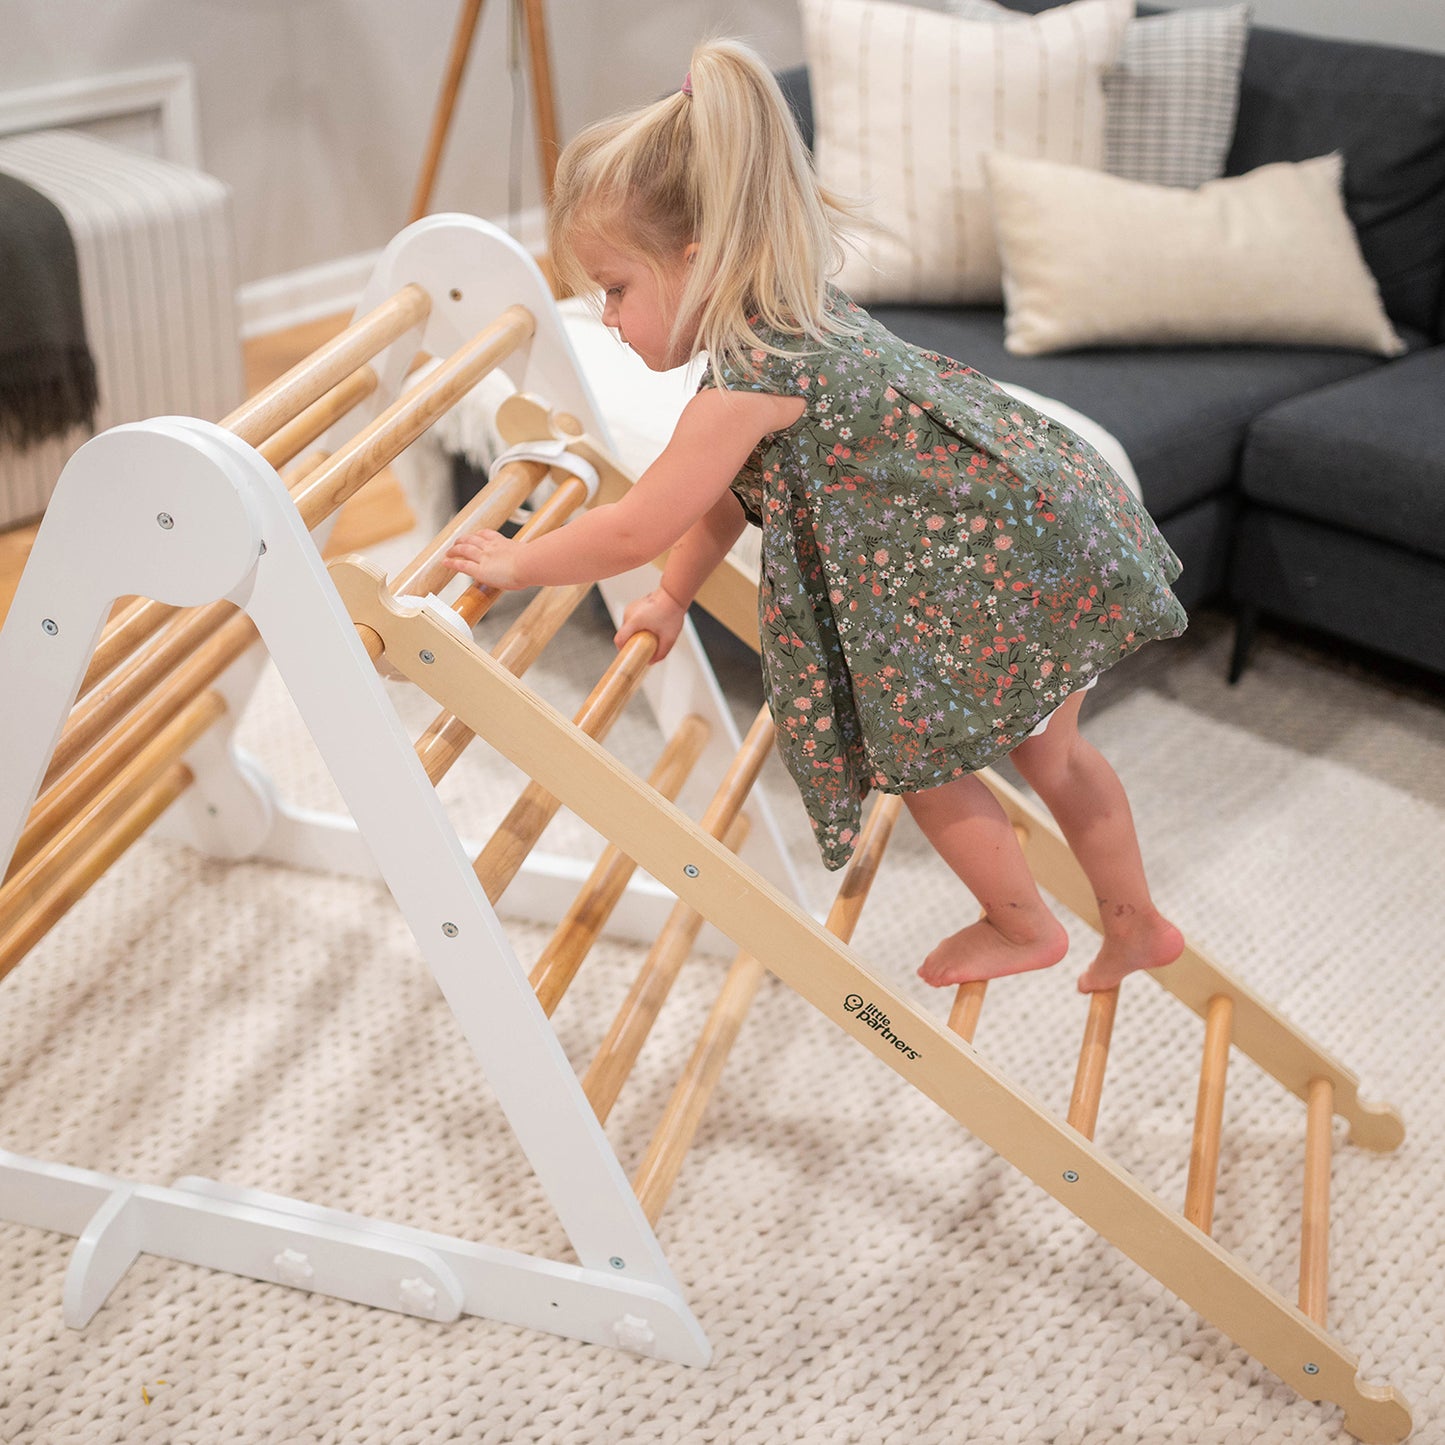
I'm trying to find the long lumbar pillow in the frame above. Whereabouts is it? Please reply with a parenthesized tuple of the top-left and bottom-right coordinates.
(984, 150, 1405, 357)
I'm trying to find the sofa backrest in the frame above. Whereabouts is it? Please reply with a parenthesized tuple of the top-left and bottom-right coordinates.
(1222, 24, 1445, 341)
(790, 3, 1445, 341)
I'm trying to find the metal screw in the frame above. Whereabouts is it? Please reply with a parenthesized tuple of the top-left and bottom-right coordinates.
(609, 1256, 625, 1270)
(419, 649, 436, 664)
(1062, 1170, 1079, 1183)
(258, 540, 267, 556)
(683, 864, 699, 878)
(441, 922, 459, 938)
(1303, 1362, 1320, 1376)
(41, 618, 59, 636)
(157, 512, 174, 530)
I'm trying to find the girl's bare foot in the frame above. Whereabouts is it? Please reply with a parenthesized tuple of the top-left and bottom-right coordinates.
(1077, 908, 1185, 993)
(918, 912, 1069, 988)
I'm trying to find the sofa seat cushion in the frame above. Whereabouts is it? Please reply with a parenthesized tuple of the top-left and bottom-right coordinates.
(1238, 345, 1445, 561)
(868, 302, 1396, 520)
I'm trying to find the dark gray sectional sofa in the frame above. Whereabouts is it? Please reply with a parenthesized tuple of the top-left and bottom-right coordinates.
(779, 9, 1445, 680)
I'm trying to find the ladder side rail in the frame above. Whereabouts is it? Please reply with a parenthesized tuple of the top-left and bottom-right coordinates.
(335, 566, 1410, 1445)
(198, 424, 696, 1303)
(678, 534, 1405, 1155)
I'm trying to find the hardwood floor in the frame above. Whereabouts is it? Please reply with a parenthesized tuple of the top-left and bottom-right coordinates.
(0, 314, 418, 627)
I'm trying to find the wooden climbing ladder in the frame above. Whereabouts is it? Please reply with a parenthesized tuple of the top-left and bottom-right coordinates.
(0, 216, 1411, 1443)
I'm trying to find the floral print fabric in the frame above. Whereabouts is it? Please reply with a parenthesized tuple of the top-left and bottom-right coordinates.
(699, 293, 1187, 870)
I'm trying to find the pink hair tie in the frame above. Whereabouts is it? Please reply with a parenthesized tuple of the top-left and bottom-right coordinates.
(681, 70, 693, 97)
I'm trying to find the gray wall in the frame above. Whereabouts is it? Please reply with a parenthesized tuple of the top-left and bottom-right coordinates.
(1148, 0, 1445, 52)
(1, 0, 1440, 296)
(0, 0, 798, 290)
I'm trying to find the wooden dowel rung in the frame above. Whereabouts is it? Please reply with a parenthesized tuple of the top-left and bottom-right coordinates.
(256, 365, 377, 471)
(0, 762, 192, 985)
(45, 603, 257, 790)
(1066, 986, 1119, 1140)
(221, 285, 430, 447)
(945, 823, 1026, 1045)
(1183, 993, 1234, 1234)
(631, 793, 902, 1223)
(289, 306, 534, 535)
(632, 951, 765, 1225)
(948, 982, 988, 1044)
(695, 705, 775, 839)
(10, 686, 225, 882)
(389, 457, 551, 600)
(80, 598, 164, 697)
(451, 473, 592, 629)
(1300, 1074, 1335, 1325)
(531, 715, 712, 1017)
(413, 583, 592, 784)
(2, 694, 222, 918)
(581, 815, 751, 1125)
(471, 630, 657, 901)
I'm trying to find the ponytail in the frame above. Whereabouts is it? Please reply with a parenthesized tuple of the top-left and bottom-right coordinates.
(547, 38, 859, 379)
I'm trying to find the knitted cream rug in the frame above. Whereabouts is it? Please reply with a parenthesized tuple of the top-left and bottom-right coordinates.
(1, 591, 1442, 1445)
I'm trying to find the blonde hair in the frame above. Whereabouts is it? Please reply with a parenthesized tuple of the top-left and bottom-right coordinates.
(547, 38, 859, 379)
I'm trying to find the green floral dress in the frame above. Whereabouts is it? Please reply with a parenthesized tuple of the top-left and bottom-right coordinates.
(699, 292, 1187, 870)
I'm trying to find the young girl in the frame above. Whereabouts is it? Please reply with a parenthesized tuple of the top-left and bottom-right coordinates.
(445, 39, 1188, 994)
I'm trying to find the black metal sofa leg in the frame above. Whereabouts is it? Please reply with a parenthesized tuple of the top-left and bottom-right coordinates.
(1229, 604, 1258, 684)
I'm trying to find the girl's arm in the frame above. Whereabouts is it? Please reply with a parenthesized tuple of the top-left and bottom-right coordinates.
(444, 386, 800, 589)
(613, 489, 748, 662)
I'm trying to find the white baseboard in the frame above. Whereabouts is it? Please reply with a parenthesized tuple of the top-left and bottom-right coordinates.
(239, 206, 548, 339)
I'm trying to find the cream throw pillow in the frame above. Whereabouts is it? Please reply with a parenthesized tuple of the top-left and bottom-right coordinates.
(985, 151, 1405, 356)
(799, 0, 1132, 305)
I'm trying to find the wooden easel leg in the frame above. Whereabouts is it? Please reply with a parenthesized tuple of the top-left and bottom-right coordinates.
(410, 0, 488, 223)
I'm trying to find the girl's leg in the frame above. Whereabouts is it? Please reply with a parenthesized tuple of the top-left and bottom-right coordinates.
(1007, 691, 1184, 992)
(903, 774, 1069, 987)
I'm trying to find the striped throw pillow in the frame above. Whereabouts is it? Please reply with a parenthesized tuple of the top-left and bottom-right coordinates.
(951, 0, 1251, 188)
(799, 0, 1133, 305)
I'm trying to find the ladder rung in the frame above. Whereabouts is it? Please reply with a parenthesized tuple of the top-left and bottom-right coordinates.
(631, 793, 903, 1224)
(36, 608, 258, 814)
(581, 707, 776, 1123)
(580, 815, 750, 1123)
(4, 690, 224, 912)
(221, 283, 430, 447)
(1300, 1074, 1334, 1324)
(389, 457, 550, 599)
(0, 763, 193, 985)
(357, 443, 587, 667)
(531, 715, 711, 1017)
(13, 609, 254, 879)
(452, 472, 593, 627)
(944, 823, 1027, 1046)
(948, 981, 987, 1043)
(1066, 987, 1119, 1140)
(1183, 993, 1234, 1233)
(472, 631, 657, 902)
(415, 583, 592, 785)
(257, 365, 377, 472)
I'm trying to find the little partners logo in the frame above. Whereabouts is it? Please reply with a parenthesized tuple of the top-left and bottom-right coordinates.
(843, 994, 922, 1060)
